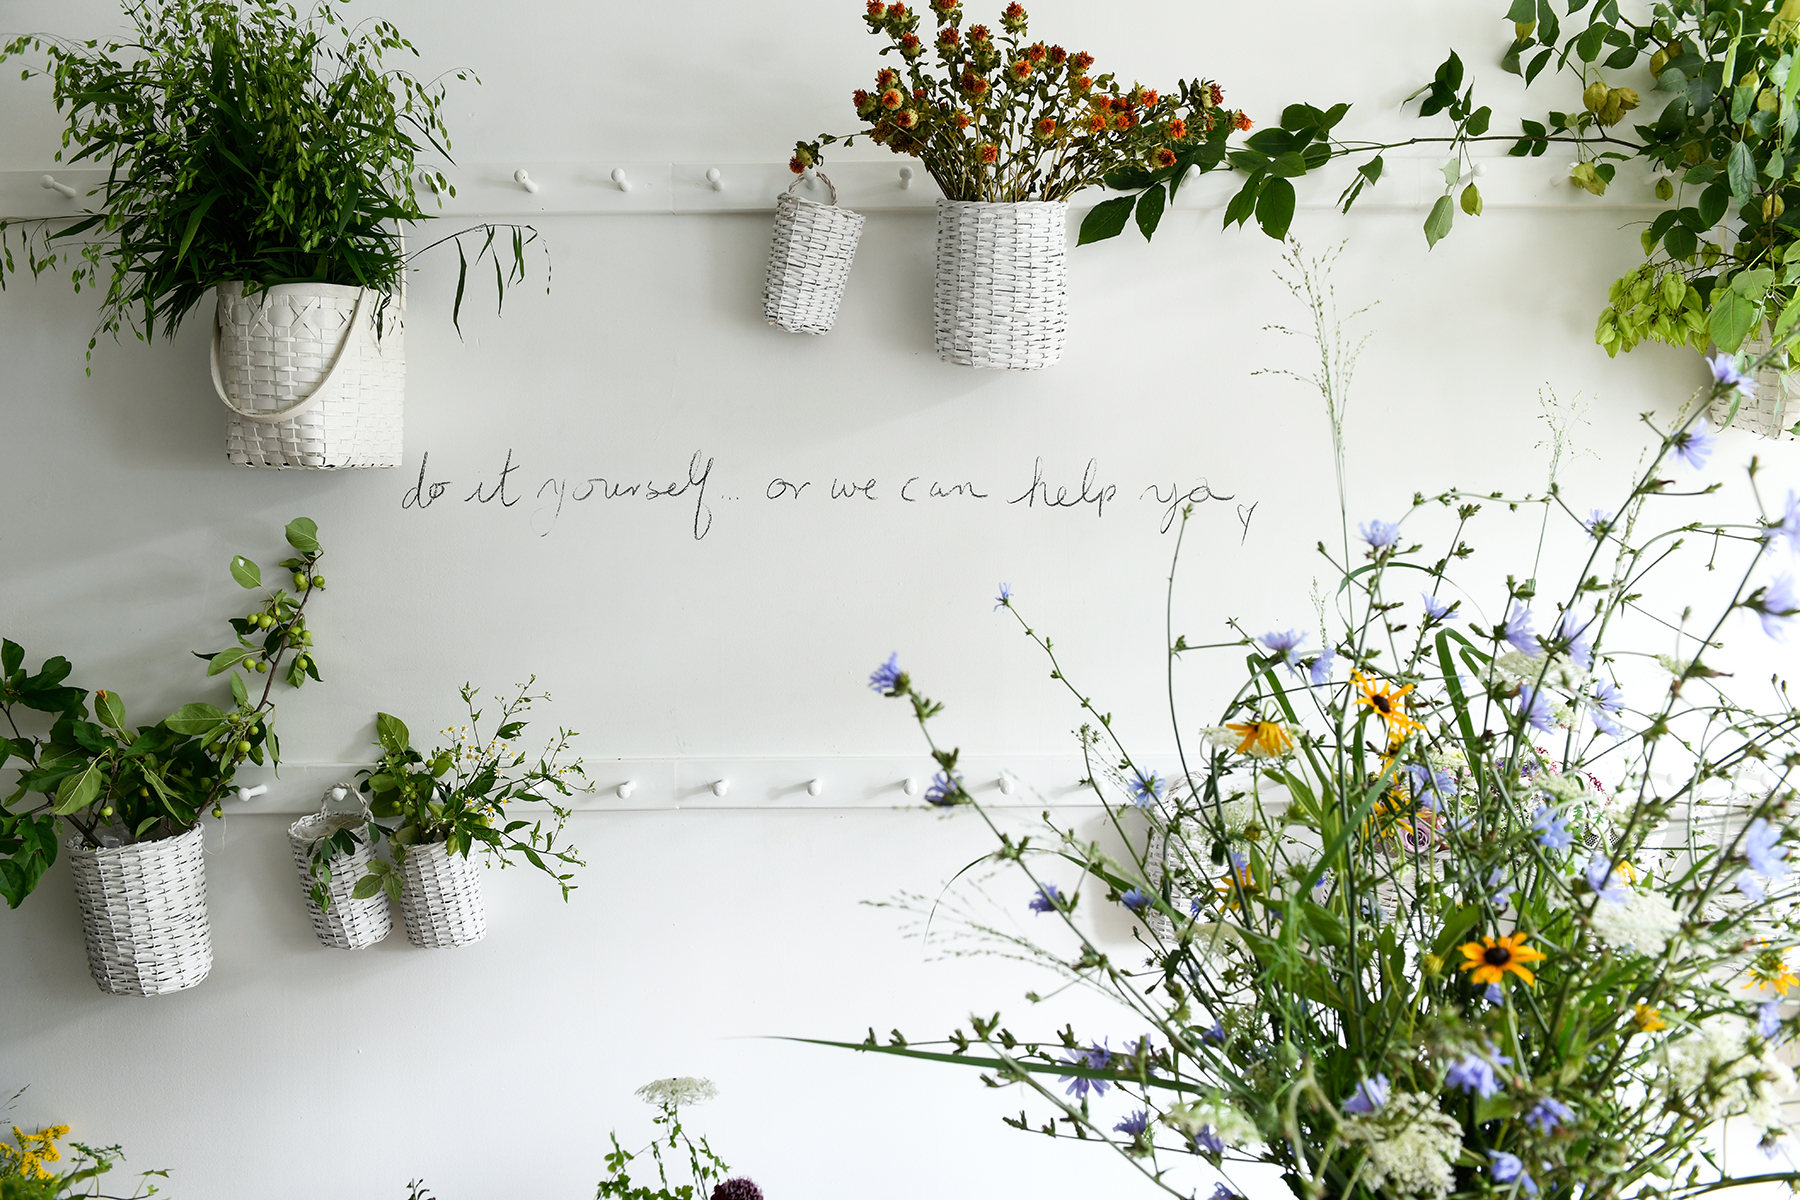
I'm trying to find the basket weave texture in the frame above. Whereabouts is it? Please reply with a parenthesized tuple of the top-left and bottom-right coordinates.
(287, 812, 392, 950)
(933, 199, 1068, 370)
(397, 840, 487, 948)
(764, 176, 865, 335)
(215, 281, 405, 470)
(1710, 336, 1795, 440)
(67, 823, 211, 996)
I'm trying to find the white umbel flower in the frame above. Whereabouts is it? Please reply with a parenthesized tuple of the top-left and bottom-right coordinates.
(635, 1077, 718, 1109)
(1338, 1092, 1462, 1197)
(1495, 651, 1588, 690)
(1660, 1016, 1795, 1125)
(1588, 888, 1684, 955)
(1162, 1095, 1258, 1146)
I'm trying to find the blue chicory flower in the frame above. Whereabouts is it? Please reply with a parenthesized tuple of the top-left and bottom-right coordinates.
(993, 582, 1012, 611)
(1359, 520, 1402, 551)
(1533, 807, 1573, 853)
(1490, 1151, 1539, 1195)
(1518, 686, 1557, 734)
(1709, 351, 1755, 397)
(1190, 1125, 1225, 1155)
(1209, 1186, 1243, 1200)
(868, 652, 903, 694)
(1189, 897, 1205, 918)
(1422, 593, 1456, 622)
(1113, 1110, 1150, 1137)
(1029, 883, 1063, 914)
(1754, 574, 1799, 640)
(1556, 612, 1595, 670)
(1308, 646, 1338, 687)
(1502, 606, 1539, 656)
(1201, 1019, 1227, 1046)
(923, 771, 961, 807)
(1590, 679, 1625, 739)
(1671, 416, 1717, 473)
(1060, 1041, 1112, 1099)
(1258, 628, 1308, 668)
(1739, 872, 1767, 902)
(1523, 1098, 1572, 1135)
(1486, 867, 1513, 914)
(1121, 887, 1150, 913)
(1404, 763, 1457, 801)
(1761, 1000, 1785, 1042)
(1129, 772, 1161, 808)
(1446, 1047, 1513, 1098)
(1745, 817, 1791, 884)
(1484, 983, 1504, 1004)
(1766, 493, 1800, 557)
(1342, 1074, 1390, 1115)
(1584, 509, 1613, 540)
(1585, 851, 1632, 905)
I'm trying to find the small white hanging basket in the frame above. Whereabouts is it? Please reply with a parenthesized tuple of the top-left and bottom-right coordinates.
(66, 822, 211, 996)
(933, 199, 1068, 370)
(214, 280, 406, 469)
(287, 787, 392, 950)
(764, 173, 866, 335)
(1710, 336, 1797, 440)
(396, 840, 487, 949)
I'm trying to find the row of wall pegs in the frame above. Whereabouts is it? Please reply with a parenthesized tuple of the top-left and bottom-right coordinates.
(602, 772, 1021, 802)
(489, 164, 919, 198)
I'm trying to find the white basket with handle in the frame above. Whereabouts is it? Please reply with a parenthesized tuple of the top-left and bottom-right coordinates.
(66, 822, 211, 996)
(287, 784, 392, 950)
(214, 280, 405, 469)
(397, 840, 487, 948)
(764, 173, 865, 335)
(1710, 336, 1796, 440)
(933, 199, 1068, 370)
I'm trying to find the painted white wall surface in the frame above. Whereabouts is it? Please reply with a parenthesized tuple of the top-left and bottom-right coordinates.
(3, 2, 1800, 1198)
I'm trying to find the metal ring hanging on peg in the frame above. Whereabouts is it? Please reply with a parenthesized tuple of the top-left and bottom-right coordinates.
(616, 781, 636, 800)
(899, 165, 914, 190)
(40, 175, 78, 200)
(611, 168, 631, 193)
(711, 779, 729, 797)
(513, 169, 539, 194)
(705, 168, 724, 192)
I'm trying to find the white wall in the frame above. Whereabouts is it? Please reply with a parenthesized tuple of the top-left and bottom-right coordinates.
(4, 2, 1800, 1198)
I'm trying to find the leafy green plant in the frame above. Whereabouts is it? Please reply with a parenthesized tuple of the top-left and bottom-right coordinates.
(0, 517, 332, 908)
(0, 0, 543, 365)
(346, 681, 588, 903)
(0, 1090, 165, 1198)
(596, 1078, 732, 1200)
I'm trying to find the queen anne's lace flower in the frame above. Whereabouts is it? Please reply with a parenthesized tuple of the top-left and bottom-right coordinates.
(1588, 888, 1683, 955)
(1494, 651, 1588, 690)
(634, 1077, 718, 1109)
(1660, 1016, 1795, 1125)
(1161, 1096, 1258, 1147)
(1337, 1092, 1462, 1197)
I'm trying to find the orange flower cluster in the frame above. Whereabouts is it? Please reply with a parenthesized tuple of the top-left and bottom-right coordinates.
(791, 2, 1249, 203)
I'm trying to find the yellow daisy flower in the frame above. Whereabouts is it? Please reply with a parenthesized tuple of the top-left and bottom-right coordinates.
(1458, 932, 1547, 986)
(1634, 1002, 1668, 1032)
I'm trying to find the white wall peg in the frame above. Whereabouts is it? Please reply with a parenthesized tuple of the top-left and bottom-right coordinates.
(513, 168, 539, 194)
(39, 174, 78, 200)
(898, 165, 914, 190)
(711, 779, 730, 797)
(801, 166, 818, 189)
(1473, 162, 1489, 177)
(806, 778, 823, 797)
(998, 775, 1016, 796)
(616, 780, 636, 800)
(235, 784, 270, 803)
(705, 167, 724, 192)
(611, 167, 632, 193)
(902, 778, 919, 796)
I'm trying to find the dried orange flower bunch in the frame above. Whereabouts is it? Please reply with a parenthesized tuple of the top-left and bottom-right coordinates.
(792, 1, 1247, 203)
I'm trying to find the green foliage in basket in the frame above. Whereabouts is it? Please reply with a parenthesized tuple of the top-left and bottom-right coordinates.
(0, 517, 331, 908)
(822, 252, 1800, 1200)
(0, 0, 542, 365)
(344, 680, 589, 903)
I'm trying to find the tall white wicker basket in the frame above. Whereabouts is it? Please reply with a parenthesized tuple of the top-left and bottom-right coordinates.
(288, 797, 392, 950)
(213, 281, 405, 469)
(397, 841, 487, 948)
(1710, 336, 1796, 439)
(765, 173, 865, 335)
(66, 823, 211, 996)
(934, 199, 1068, 370)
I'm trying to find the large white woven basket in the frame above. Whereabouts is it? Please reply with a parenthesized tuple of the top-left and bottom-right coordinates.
(765, 173, 865, 335)
(934, 199, 1068, 370)
(397, 840, 487, 948)
(1710, 336, 1796, 439)
(288, 798, 392, 950)
(66, 823, 211, 996)
(214, 281, 405, 469)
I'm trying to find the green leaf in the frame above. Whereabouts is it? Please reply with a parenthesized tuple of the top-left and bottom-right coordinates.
(230, 671, 250, 708)
(284, 517, 320, 555)
(350, 875, 383, 899)
(229, 556, 262, 590)
(54, 760, 104, 815)
(163, 702, 227, 736)
(1466, 106, 1491, 136)
(1728, 141, 1758, 205)
(205, 647, 248, 677)
(1272, 152, 1310, 178)
(383, 874, 402, 901)
(1, 640, 22, 677)
(1710, 280, 1767, 353)
(1423, 194, 1456, 248)
(1699, 182, 1730, 227)
(1575, 24, 1606, 63)
(376, 712, 411, 755)
(1076, 195, 1136, 245)
(1254, 176, 1295, 240)
(1664, 225, 1697, 260)
(1134, 182, 1166, 240)
(92, 689, 127, 730)
(1222, 175, 1262, 229)
(1505, 0, 1535, 20)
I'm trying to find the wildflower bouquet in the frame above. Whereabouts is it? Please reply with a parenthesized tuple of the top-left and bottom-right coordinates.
(841, 258, 1800, 1200)
(341, 681, 588, 903)
(0, 518, 330, 908)
(596, 1077, 764, 1200)
(0, 1106, 164, 1198)
(790, 2, 1248, 216)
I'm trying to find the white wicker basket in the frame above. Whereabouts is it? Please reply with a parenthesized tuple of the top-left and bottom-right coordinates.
(66, 823, 211, 996)
(765, 173, 865, 335)
(213, 281, 405, 469)
(288, 790, 392, 950)
(1710, 336, 1796, 439)
(934, 199, 1068, 370)
(397, 840, 487, 948)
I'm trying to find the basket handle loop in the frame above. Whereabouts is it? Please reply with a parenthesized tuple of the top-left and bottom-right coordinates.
(211, 288, 371, 425)
(787, 171, 839, 206)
